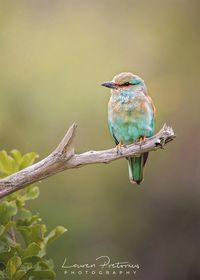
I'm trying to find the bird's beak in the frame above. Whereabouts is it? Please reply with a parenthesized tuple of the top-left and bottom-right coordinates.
(101, 81, 117, 89)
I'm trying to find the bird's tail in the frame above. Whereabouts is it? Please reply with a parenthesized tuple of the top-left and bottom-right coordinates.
(127, 152, 149, 185)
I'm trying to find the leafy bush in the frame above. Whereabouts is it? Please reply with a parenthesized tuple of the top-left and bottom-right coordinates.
(0, 150, 67, 280)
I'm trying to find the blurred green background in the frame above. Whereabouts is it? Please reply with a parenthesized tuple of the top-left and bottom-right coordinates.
(0, 0, 200, 279)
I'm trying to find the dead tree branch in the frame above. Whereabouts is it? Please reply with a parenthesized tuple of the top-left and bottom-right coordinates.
(0, 123, 175, 199)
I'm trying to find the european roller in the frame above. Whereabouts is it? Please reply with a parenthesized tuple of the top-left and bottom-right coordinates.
(101, 72, 155, 185)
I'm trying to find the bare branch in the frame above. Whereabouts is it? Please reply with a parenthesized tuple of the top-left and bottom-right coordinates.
(0, 124, 175, 199)
(53, 122, 77, 156)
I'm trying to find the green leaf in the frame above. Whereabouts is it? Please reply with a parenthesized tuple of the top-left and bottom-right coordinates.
(18, 208, 32, 221)
(7, 192, 18, 202)
(0, 151, 18, 175)
(6, 256, 22, 279)
(0, 201, 17, 225)
(39, 226, 67, 257)
(22, 256, 42, 265)
(17, 213, 41, 227)
(21, 186, 40, 201)
(42, 259, 54, 270)
(22, 242, 41, 258)
(19, 152, 38, 170)
(12, 270, 28, 280)
(0, 221, 16, 238)
(17, 224, 47, 246)
(10, 150, 22, 166)
(44, 226, 67, 247)
(21, 256, 54, 271)
(14, 186, 40, 209)
(12, 262, 33, 280)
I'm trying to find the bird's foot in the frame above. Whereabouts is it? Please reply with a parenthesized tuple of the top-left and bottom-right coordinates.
(138, 136, 146, 150)
(116, 142, 124, 155)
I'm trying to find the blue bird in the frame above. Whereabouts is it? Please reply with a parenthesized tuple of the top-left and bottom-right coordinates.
(101, 72, 156, 185)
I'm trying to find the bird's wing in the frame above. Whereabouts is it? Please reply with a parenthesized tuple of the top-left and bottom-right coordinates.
(108, 120, 119, 145)
(147, 95, 156, 119)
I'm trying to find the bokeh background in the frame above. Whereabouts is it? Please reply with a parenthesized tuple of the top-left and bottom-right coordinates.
(0, 0, 200, 279)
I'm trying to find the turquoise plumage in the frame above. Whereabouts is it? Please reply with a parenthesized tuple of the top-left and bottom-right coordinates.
(101, 72, 155, 185)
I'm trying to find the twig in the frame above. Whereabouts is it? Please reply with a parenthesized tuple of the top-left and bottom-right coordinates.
(0, 123, 175, 199)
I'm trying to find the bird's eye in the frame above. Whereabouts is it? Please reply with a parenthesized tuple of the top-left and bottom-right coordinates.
(123, 82, 130, 86)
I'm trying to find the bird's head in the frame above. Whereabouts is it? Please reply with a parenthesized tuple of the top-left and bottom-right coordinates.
(101, 72, 147, 94)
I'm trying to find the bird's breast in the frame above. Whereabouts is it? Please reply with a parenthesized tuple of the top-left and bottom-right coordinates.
(108, 93, 148, 120)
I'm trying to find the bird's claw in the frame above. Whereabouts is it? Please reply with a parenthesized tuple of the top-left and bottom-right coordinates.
(116, 142, 124, 155)
(138, 136, 146, 150)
